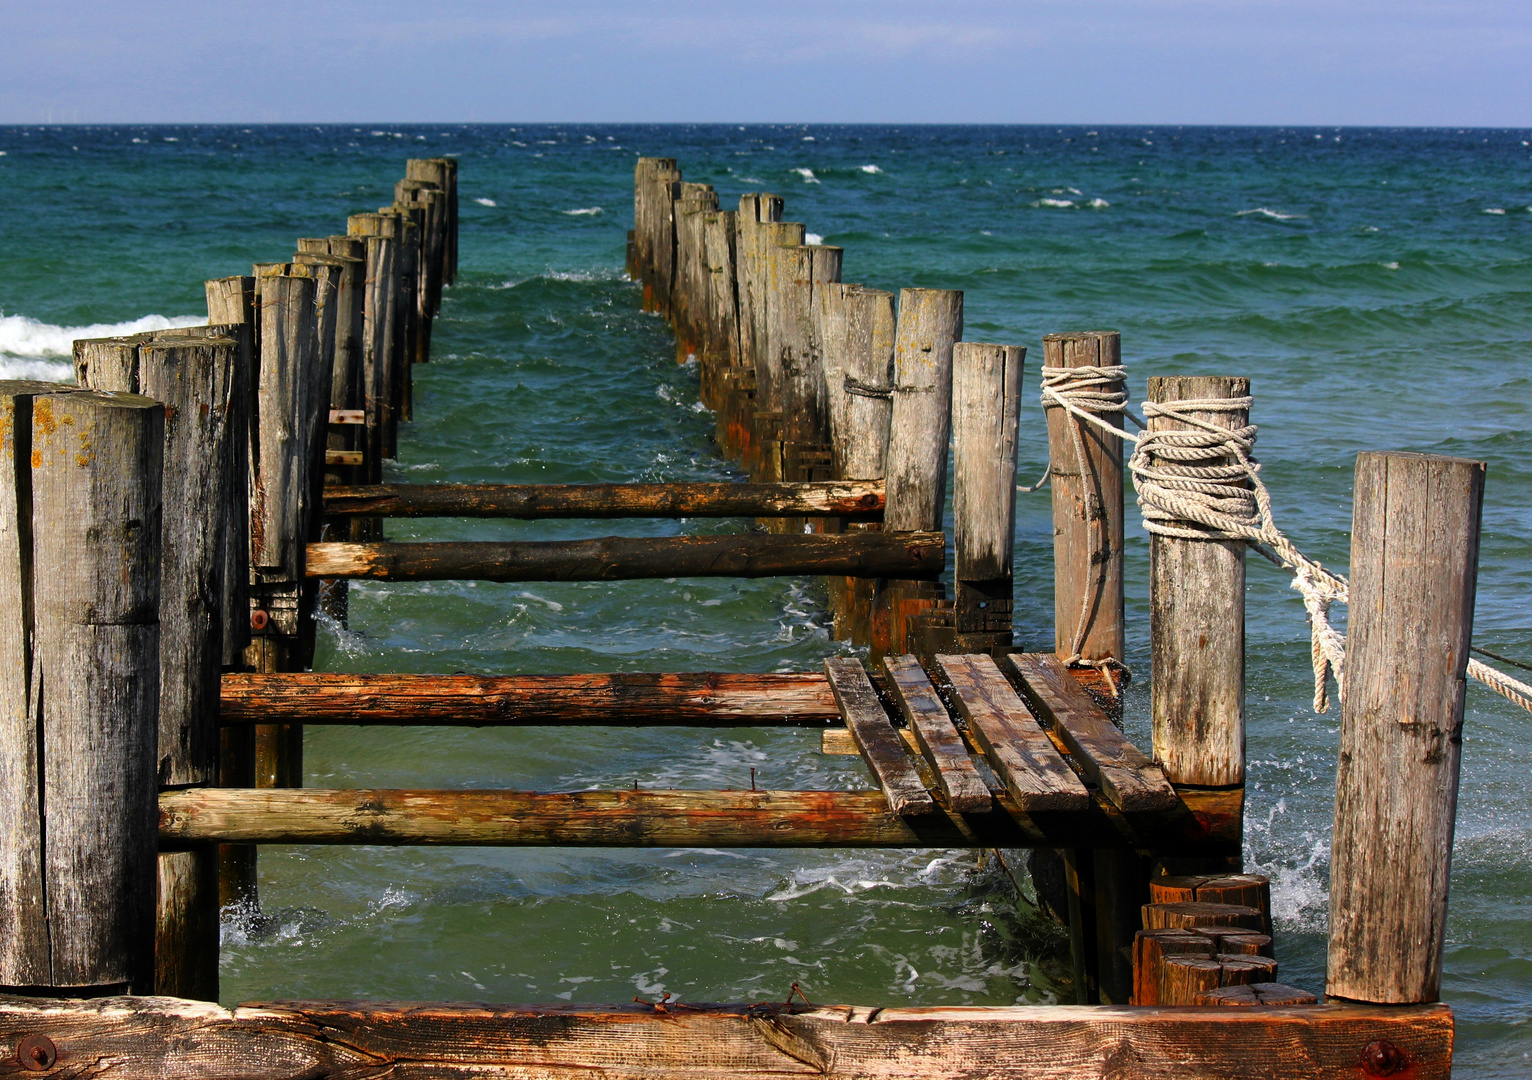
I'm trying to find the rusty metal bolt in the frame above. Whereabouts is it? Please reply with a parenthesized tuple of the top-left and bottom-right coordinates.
(250, 608, 270, 632)
(1361, 1040, 1407, 1076)
(17, 1034, 56, 1071)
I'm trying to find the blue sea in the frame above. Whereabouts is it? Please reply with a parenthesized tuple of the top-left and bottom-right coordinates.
(1, 124, 1527, 1075)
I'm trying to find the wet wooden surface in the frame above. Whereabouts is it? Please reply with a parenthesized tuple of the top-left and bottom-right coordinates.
(322, 480, 884, 518)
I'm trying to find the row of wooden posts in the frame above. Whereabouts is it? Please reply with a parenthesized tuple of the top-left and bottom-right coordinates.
(0, 151, 1485, 1077)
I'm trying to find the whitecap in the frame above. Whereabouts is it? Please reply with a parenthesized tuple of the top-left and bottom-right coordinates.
(0, 311, 205, 371)
(1034, 198, 1074, 208)
(1484, 207, 1506, 215)
(563, 207, 603, 216)
(1236, 207, 1307, 221)
(801, 135, 814, 141)
(791, 167, 818, 183)
(1382, 261, 1400, 270)
(1087, 197, 1110, 208)
(860, 164, 881, 174)
(805, 232, 823, 245)
(474, 197, 497, 207)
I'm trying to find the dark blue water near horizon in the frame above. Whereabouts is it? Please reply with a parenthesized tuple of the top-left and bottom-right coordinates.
(1, 123, 1528, 1075)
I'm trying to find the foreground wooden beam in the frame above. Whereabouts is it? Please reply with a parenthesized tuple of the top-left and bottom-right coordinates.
(305, 531, 944, 582)
(323, 480, 885, 518)
(220, 671, 841, 726)
(0, 995, 1453, 1079)
(158, 787, 1243, 853)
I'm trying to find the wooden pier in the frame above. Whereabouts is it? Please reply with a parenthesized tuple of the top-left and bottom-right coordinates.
(0, 154, 1487, 1077)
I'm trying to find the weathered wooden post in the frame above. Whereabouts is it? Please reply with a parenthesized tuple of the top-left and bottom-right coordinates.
(75, 333, 240, 998)
(673, 183, 717, 364)
(876, 288, 962, 659)
(349, 213, 401, 473)
(650, 165, 682, 317)
(380, 204, 422, 423)
(1038, 331, 1134, 1004)
(751, 220, 807, 483)
(0, 384, 162, 995)
(1327, 451, 1485, 1004)
(724, 194, 783, 462)
(1146, 376, 1251, 787)
(816, 284, 896, 642)
(1043, 331, 1126, 668)
(406, 157, 458, 286)
(701, 207, 739, 414)
(951, 342, 1024, 653)
(632, 157, 677, 308)
(249, 267, 320, 789)
(783, 244, 842, 472)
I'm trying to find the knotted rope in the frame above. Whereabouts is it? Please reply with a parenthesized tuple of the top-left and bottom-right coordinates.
(1023, 365, 1532, 716)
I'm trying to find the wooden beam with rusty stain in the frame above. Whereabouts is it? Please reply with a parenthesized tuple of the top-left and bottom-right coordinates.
(304, 531, 944, 583)
(220, 671, 841, 727)
(322, 480, 885, 519)
(158, 786, 1244, 854)
(0, 995, 1453, 1079)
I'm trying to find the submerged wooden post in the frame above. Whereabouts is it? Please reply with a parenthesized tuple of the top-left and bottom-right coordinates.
(951, 342, 1024, 652)
(0, 386, 162, 994)
(1147, 376, 1251, 786)
(876, 288, 961, 657)
(1044, 331, 1125, 666)
(1327, 451, 1485, 1004)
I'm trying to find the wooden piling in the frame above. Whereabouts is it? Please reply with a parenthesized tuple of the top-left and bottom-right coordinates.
(406, 157, 458, 286)
(349, 213, 402, 467)
(1327, 451, 1485, 1004)
(878, 288, 962, 655)
(951, 342, 1024, 650)
(379, 204, 422, 422)
(0, 386, 162, 993)
(1043, 331, 1125, 665)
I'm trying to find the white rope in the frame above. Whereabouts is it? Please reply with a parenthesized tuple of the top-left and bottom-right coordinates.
(1020, 368, 1529, 717)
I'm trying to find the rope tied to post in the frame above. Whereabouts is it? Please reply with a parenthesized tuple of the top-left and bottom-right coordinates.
(842, 376, 892, 400)
(1019, 366, 1532, 717)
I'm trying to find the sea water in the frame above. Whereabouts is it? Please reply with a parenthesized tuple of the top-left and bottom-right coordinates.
(1, 124, 1527, 1074)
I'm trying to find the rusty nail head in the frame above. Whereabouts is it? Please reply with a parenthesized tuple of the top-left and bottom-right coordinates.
(17, 1034, 56, 1071)
(1361, 1040, 1407, 1076)
(250, 608, 270, 631)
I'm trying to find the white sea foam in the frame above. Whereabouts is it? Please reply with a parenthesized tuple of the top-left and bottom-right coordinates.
(860, 164, 882, 174)
(791, 168, 818, 183)
(1382, 261, 1400, 270)
(474, 197, 497, 207)
(805, 232, 823, 245)
(1236, 207, 1306, 221)
(1034, 198, 1074, 208)
(563, 207, 603, 216)
(1484, 207, 1506, 215)
(1087, 197, 1110, 208)
(0, 312, 206, 382)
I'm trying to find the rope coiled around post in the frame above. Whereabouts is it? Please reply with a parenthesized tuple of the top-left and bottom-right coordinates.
(1019, 365, 1532, 716)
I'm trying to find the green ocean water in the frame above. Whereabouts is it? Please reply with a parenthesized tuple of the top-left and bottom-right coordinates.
(1, 123, 1528, 1074)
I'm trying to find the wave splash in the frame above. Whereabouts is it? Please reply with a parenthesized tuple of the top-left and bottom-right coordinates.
(0, 311, 206, 382)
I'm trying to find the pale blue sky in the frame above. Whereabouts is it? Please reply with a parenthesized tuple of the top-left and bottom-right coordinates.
(3, 0, 1528, 125)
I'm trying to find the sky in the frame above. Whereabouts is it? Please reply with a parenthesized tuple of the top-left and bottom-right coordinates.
(2, 0, 1528, 126)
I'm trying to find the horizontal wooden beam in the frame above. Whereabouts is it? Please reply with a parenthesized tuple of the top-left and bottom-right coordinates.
(220, 672, 841, 726)
(305, 532, 944, 582)
(322, 480, 885, 518)
(0, 995, 1453, 1079)
(158, 787, 1243, 853)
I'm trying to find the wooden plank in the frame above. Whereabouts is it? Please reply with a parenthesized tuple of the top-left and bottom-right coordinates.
(1328, 451, 1485, 1005)
(160, 784, 1242, 852)
(322, 480, 884, 518)
(304, 531, 945, 582)
(1003, 652, 1178, 813)
(880, 655, 991, 813)
(822, 658, 935, 816)
(936, 653, 1088, 812)
(0, 996, 1454, 1079)
(220, 672, 840, 726)
(329, 409, 365, 425)
(324, 450, 364, 466)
